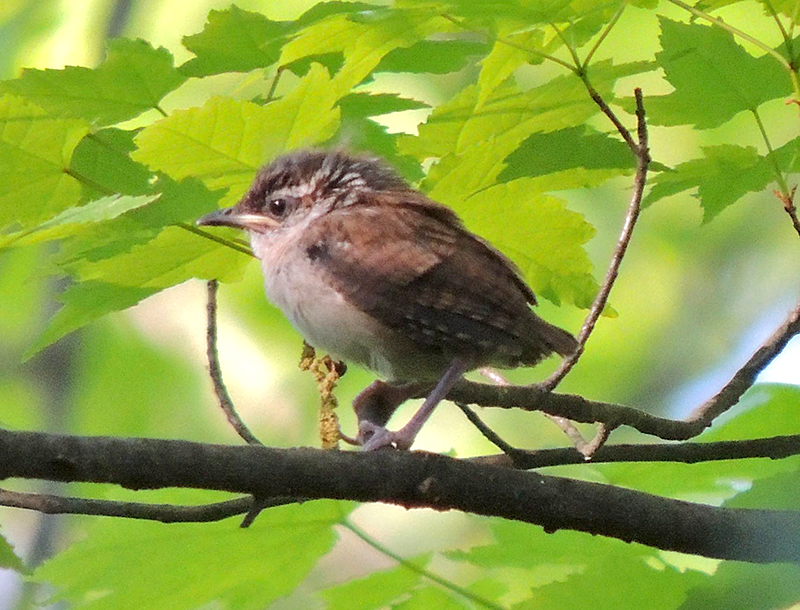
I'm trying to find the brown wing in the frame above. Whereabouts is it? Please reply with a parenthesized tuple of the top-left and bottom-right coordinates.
(303, 191, 576, 366)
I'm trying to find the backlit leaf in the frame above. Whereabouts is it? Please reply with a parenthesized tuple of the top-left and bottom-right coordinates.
(0, 39, 186, 126)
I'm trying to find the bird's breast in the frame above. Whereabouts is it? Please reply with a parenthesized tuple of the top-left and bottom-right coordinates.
(250, 229, 439, 380)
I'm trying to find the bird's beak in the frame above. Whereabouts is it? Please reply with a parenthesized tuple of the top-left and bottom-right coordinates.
(196, 207, 278, 231)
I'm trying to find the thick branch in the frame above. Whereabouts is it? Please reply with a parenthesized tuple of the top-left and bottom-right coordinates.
(1, 428, 798, 563)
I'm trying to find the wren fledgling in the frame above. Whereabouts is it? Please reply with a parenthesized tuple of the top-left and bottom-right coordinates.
(197, 149, 577, 451)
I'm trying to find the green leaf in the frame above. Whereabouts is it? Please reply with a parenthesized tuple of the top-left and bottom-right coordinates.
(498, 126, 634, 182)
(320, 561, 425, 609)
(393, 586, 470, 609)
(0, 194, 158, 248)
(27, 225, 249, 357)
(376, 39, 490, 74)
(0, 531, 27, 574)
(477, 29, 545, 108)
(132, 63, 341, 206)
(180, 6, 289, 77)
(512, 555, 704, 610)
(422, 140, 599, 308)
(449, 516, 649, 572)
(643, 144, 775, 221)
(0, 94, 88, 228)
(35, 501, 350, 610)
(640, 18, 791, 129)
(681, 563, 800, 610)
(338, 92, 430, 117)
(400, 60, 653, 160)
(0, 39, 186, 126)
(25, 281, 158, 359)
(69, 128, 153, 200)
(278, 11, 449, 93)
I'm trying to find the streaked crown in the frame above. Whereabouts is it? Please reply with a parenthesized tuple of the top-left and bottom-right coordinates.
(239, 149, 411, 215)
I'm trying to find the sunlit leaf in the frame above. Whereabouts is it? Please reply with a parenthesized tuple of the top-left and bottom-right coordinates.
(376, 39, 490, 74)
(681, 562, 800, 610)
(0, 39, 186, 125)
(320, 560, 425, 609)
(643, 143, 792, 221)
(180, 6, 289, 77)
(132, 63, 341, 206)
(637, 18, 791, 128)
(0, 94, 88, 228)
(0, 194, 158, 248)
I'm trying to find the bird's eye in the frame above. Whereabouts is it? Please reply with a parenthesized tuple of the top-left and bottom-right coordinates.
(267, 197, 289, 218)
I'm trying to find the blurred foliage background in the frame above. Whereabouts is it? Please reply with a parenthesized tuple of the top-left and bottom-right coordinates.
(0, 1, 798, 609)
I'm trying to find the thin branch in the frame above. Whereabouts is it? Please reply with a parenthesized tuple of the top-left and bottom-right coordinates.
(1, 428, 799, 563)
(763, 0, 794, 59)
(687, 298, 800, 425)
(777, 186, 800, 238)
(541, 88, 650, 392)
(548, 20, 583, 69)
(469, 434, 800, 469)
(752, 108, 790, 197)
(455, 402, 521, 457)
(580, 75, 638, 152)
(0, 488, 256, 523)
(206, 280, 263, 445)
(178, 222, 254, 257)
(444, 297, 800, 440)
(478, 368, 590, 451)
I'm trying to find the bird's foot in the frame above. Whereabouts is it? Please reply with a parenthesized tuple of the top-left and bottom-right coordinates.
(357, 421, 414, 451)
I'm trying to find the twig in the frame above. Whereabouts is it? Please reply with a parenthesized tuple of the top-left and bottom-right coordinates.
(687, 298, 800, 425)
(478, 368, 590, 454)
(580, 76, 638, 152)
(776, 186, 800, 238)
(579, 423, 617, 459)
(540, 88, 650, 394)
(455, 402, 520, 457)
(469, 433, 800, 469)
(206, 280, 263, 445)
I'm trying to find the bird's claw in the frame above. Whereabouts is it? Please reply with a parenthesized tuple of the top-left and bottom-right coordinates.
(357, 421, 413, 451)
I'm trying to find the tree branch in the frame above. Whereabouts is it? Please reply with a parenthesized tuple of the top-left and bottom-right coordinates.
(440, 297, 800, 441)
(0, 428, 798, 563)
(470, 434, 800, 469)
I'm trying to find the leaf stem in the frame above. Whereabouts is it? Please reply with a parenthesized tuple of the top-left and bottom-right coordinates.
(441, 13, 578, 73)
(341, 518, 505, 610)
(763, 0, 794, 60)
(751, 107, 790, 196)
(582, 1, 627, 69)
(549, 20, 583, 70)
(266, 65, 285, 102)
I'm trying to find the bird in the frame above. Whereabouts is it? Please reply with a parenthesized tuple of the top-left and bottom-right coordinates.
(197, 149, 577, 451)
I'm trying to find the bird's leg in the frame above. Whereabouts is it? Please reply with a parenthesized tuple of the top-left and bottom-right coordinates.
(359, 358, 469, 451)
(353, 380, 431, 431)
